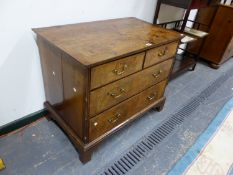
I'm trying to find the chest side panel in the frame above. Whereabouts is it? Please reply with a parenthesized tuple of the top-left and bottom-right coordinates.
(37, 37, 63, 105)
(61, 54, 88, 140)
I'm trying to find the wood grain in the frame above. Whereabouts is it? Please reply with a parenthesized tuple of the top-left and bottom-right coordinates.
(37, 37, 63, 105)
(199, 5, 233, 65)
(33, 17, 181, 66)
(186, 6, 217, 54)
(91, 52, 145, 90)
(34, 18, 179, 163)
(89, 80, 167, 141)
(90, 59, 173, 116)
(60, 53, 87, 139)
(144, 42, 178, 68)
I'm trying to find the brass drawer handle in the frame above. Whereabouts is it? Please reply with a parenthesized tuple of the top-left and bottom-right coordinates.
(113, 64, 128, 75)
(152, 70, 163, 78)
(108, 113, 121, 124)
(108, 88, 125, 98)
(158, 47, 167, 57)
(147, 93, 157, 101)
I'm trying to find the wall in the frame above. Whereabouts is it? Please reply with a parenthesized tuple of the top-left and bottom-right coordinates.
(222, 0, 232, 4)
(0, 0, 158, 127)
(157, 4, 185, 24)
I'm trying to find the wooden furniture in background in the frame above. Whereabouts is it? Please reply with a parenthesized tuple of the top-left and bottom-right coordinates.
(154, 0, 220, 78)
(33, 18, 181, 163)
(188, 4, 233, 68)
(154, 0, 219, 31)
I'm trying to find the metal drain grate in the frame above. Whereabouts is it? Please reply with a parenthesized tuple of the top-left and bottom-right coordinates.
(97, 69, 233, 175)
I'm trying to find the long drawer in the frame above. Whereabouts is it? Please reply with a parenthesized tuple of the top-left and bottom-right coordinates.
(89, 80, 167, 141)
(90, 59, 173, 116)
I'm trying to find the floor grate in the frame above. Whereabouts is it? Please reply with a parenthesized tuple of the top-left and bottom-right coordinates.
(97, 68, 233, 175)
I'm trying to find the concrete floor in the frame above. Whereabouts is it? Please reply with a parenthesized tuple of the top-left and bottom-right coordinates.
(0, 59, 233, 175)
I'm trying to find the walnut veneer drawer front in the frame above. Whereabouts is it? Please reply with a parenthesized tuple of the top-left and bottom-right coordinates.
(90, 59, 173, 116)
(144, 42, 178, 68)
(89, 80, 167, 141)
(91, 52, 145, 89)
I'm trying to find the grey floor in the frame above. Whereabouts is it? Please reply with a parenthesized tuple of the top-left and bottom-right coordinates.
(1, 59, 233, 175)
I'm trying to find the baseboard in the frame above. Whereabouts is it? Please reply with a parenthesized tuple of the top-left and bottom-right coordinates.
(0, 109, 48, 136)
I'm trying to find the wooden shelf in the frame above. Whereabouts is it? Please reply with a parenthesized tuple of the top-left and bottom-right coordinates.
(154, 0, 221, 79)
(176, 27, 209, 38)
(184, 27, 209, 38)
(171, 54, 196, 79)
(180, 34, 197, 43)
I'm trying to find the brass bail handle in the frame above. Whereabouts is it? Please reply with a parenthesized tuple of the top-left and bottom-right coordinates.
(147, 93, 157, 101)
(158, 47, 168, 57)
(152, 70, 163, 78)
(113, 64, 128, 75)
(108, 88, 125, 99)
(108, 113, 121, 124)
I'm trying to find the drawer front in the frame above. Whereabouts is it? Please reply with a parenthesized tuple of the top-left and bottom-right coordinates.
(90, 59, 173, 116)
(144, 42, 178, 68)
(89, 80, 167, 141)
(91, 52, 145, 89)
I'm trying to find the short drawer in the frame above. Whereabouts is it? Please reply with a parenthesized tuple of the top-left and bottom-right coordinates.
(89, 80, 167, 141)
(90, 59, 173, 116)
(144, 42, 178, 68)
(91, 52, 145, 89)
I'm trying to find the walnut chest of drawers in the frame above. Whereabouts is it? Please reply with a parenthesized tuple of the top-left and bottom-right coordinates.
(33, 17, 180, 163)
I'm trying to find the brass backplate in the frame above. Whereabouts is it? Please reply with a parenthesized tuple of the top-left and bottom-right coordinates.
(0, 158, 5, 171)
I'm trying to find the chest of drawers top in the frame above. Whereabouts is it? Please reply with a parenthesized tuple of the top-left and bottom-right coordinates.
(33, 17, 181, 67)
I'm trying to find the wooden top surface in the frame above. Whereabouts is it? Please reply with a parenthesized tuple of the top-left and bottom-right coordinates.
(33, 17, 181, 66)
(220, 4, 233, 9)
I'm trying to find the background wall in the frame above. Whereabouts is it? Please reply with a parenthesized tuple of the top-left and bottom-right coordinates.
(158, 4, 185, 23)
(0, 0, 159, 127)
